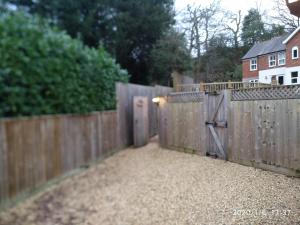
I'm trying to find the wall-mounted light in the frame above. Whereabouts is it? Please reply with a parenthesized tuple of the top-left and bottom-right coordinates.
(152, 97, 160, 104)
(152, 96, 167, 106)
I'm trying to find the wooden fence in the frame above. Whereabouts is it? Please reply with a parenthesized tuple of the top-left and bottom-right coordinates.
(175, 82, 272, 93)
(116, 82, 172, 147)
(0, 111, 119, 204)
(158, 99, 206, 154)
(0, 82, 172, 205)
(158, 85, 300, 177)
(229, 99, 300, 175)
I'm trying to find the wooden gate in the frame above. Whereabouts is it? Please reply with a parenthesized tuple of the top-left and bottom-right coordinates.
(133, 96, 149, 147)
(205, 90, 229, 159)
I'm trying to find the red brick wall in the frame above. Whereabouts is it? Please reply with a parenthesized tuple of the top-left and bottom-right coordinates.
(242, 59, 258, 79)
(243, 52, 286, 80)
(258, 54, 286, 71)
(286, 31, 300, 67)
(258, 55, 269, 71)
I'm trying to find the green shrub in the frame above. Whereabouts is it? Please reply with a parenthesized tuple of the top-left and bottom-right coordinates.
(0, 12, 129, 117)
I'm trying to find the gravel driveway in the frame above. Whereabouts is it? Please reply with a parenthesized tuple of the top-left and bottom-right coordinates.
(0, 140, 299, 225)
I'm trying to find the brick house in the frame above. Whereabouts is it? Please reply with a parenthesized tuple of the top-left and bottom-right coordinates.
(242, 27, 300, 85)
(286, 0, 300, 17)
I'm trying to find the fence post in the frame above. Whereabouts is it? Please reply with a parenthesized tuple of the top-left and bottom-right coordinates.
(200, 82, 204, 92)
(228, 80, 232, 89)
(223, 89, 231, 160)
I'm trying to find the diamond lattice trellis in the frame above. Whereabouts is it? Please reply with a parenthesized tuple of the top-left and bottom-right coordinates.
(167, 92, 204, 103)
(231, 85, 300, 101)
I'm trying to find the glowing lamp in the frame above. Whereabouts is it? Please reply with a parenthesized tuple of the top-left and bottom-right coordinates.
(152, 97, 160, 103)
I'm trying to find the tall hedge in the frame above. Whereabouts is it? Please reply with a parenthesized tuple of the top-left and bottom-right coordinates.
(0, 12, 129, 117)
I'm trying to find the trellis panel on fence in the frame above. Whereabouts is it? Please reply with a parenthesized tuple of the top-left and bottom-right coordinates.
(231, 84, 300, 101)
(167, 92, 204, 103)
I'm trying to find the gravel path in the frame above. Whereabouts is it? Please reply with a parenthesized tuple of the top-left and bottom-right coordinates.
(0, 140, 299, 225)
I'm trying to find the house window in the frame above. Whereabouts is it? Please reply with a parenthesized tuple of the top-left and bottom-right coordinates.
(278, 76, 284, 85)
(292, 46, 298, 59)
(249, 79, 258, 83)
(291, 72, 298, 84)
(250, 58, 257, 71)
(269, 54, 276, 67)
(278, 52, 286, 65)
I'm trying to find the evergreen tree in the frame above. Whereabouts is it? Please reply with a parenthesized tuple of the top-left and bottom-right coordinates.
(241, 9, 266, 49)
(5, 0, 175, 84)
(149, 29, 191, 85)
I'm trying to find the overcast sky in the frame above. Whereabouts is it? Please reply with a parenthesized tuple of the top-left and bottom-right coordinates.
(175, 0, 276, 15)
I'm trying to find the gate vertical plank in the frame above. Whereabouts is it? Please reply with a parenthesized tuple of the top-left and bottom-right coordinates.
(274, 100, 282, 166)
(6, 121, 18, 198)
(199, 101, 207, 155)
(133, 97, 149, 147)
(173, 103, 179, 148)
(296, 100, 300, 170)
(254, 101, 262, 163)
(208, 125, 225, 159)
(228, 101, 234, 161)
(158, 98, 168, 147)
(288, 100, 297, 169)
(204, 93, 210, 155)
(223, 90, 230, 159)
(170, 103, 175, 147)
(249, 100, 255, 161)
(236, 101, 242, 161)
(269, 101, 276, 164)
(282, 100, 289, 168)
(210, 93, 224, 122)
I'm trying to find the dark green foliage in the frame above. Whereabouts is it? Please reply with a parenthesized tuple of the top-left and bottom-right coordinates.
(241, 9, 266, 49)
(241, 9, 287, 51)
(0, 12, 128, 117)
(149, 29, 191, 85)
(5, 0, 175, 85)
(264, 24, 286, 40)
(112, 0, 175, 84)
(199, 35, 242, 82)
(0, 1, 6, 13)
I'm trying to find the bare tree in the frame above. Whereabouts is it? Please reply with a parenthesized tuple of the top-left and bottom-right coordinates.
(181, 4, 203, 81)
(224, 10, 242, 49)
(273, 0, 299, 30)
(182, 5, 202, 57)
(181, 0, 222, 81)
(201, 0, 222, 53)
